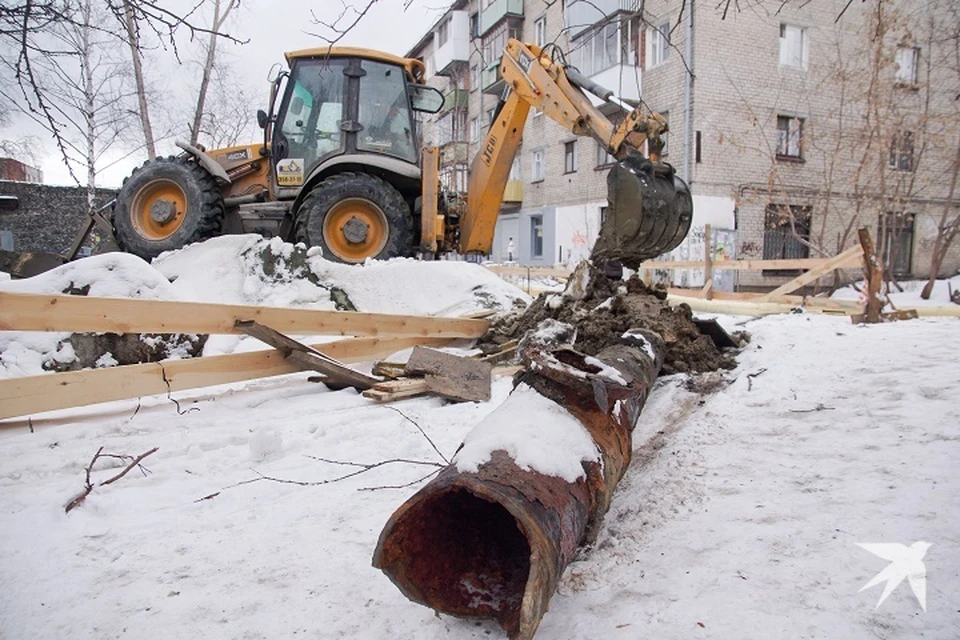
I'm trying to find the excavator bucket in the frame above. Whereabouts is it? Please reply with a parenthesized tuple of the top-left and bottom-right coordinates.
(591, 152, 693, 270)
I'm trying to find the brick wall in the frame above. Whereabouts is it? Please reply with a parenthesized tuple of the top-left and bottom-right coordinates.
(0, 181, 116, 255)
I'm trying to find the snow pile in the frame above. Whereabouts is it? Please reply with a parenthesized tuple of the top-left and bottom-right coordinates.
(832, 275, 960, 308)
(454, 383, 600, 482)
(0, 235, 530, 376)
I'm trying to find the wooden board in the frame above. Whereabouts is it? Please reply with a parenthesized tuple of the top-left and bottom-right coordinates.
(758, 246, 863, 302)
(0, 292, 489, 339)
(0, 336, 454, 422)
(235, 320, 380, 390)
(405, 346, 493, 402)
(641, 252, 864, 272)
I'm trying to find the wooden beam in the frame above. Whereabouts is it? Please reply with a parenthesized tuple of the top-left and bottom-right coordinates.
(857, 228, 884, 323)
(0, 336, 454, 422)
(235, 320, 381, 390)
(703, 224, 713, 300)
(639, 254, 864, 271)
(758, 246, 863, 302)
(0, 292, 489, 339)
(484, 265, 573, 279)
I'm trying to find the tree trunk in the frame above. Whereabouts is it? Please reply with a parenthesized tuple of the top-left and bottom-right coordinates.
(122, 0, 156, 160)
(81, 0, 96, 213)
(189, 0, 235, 147)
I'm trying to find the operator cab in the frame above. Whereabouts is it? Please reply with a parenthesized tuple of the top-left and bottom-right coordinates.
(265, 48, 442, 196)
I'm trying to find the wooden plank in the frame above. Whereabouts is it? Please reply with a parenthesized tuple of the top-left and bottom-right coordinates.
(0, 336, 454, 422)
(703, 224, 713, 300)
(235, 320, 379, 390)
(758, 246, 863, 301)
(363, 365, 523, 403)
(484, 265, 573, 279)
(405, 346, 492, 402)
(0, 292, 489, 339)
(640, 254, 865, 271)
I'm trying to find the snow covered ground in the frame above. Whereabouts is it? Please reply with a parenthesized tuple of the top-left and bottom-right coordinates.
(1, 246, 958, 639)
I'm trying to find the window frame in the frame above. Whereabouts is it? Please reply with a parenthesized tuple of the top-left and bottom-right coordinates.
(534, 16, 547, 47)
(779, 23, 808, 70)
(895, 46, 919, 86)
(762, 204, 812, 275)
(596, 140, 615, 168)
(646, 21, 670, 69)
(437, 18, 450, 48)
(563, 140, 578, 173)
(776, 114, 804, 160)
(531, 148, 544, 182)
(530, 214, 544, 258)
(889, 130, 915, 172)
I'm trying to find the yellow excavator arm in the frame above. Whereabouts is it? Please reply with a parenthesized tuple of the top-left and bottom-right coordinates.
(458, 39, 691, 267)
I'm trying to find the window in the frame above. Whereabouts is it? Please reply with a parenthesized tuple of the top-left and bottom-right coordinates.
(509, 157, 521, 180)
(779, 24, 808, 69)
(483, 21, 522, 66)
(895, 46, 919, 85)
(879, 212, 915, 276)
(889, 131, 914, 172)
(564, 140, 578, 173)
(470, 12, 479, 39)
(530, 215, 544, 258)
(776, 115, 804, 159)
(278, 58, 347, 173)
(531, 149, 544, 181)
(470, 64, 479, 91)
(437, 18, 450, 48)
(572, 21, 620, 76)
(534, 16, 547, 47)
(763, 205, 811, 272)
(646, 22, 670, 69)
(486, 108, 495, 126)
(596, 141, 615, 167)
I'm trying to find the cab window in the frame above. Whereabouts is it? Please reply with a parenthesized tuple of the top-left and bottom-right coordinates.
(357, 60, 417, 163)
(277, 59, 346, 171)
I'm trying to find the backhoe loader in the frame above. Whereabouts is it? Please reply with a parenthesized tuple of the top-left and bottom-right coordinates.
(3, 39, 692, 276)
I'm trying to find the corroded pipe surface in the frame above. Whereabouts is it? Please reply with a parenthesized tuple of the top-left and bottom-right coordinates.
(373, 323, 665, 639)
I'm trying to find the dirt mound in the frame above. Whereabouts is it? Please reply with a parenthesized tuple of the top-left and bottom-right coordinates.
(481, 262, 738, 375)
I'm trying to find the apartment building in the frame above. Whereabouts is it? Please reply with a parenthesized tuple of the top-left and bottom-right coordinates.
(409, 0, 960, 284)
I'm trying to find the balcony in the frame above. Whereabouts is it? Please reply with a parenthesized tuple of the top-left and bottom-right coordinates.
(441, 89, 469, 113)
(564, 0, 639, 37)
(440, 141, 469, 166)
(479, 0, 523, 37)
(434, 11, 470, 76)
(503, 180, 523, 203)
(481, 63, 505, 95)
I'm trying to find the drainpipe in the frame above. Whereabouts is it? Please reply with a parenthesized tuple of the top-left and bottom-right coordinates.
(683, 0, 694, 184)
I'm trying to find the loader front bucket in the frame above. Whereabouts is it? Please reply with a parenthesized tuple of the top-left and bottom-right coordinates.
(0, 250, 68, 279)
(591, 152, 692, 269)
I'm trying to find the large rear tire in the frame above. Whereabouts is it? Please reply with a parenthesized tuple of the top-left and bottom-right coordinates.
(295, 172, 413, 264)
(113, 156, 225, 261)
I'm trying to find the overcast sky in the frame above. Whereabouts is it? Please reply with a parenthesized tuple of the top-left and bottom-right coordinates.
(6, 0, 444, 187)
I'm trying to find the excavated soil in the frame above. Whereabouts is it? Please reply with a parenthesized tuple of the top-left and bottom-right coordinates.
(482, 264, 740, 375)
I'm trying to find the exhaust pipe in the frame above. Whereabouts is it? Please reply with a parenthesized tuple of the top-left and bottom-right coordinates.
(373, 323, 665, 639)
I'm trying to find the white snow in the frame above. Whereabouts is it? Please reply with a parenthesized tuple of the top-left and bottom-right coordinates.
(832, 275, 960, 309)
(454, 383, 601, 482)
(0, 248, 958, 639)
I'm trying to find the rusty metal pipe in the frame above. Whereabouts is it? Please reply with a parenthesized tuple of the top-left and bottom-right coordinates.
(373, 323, 665, 639)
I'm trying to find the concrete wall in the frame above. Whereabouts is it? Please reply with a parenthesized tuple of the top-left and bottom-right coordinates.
(0, 181, 115, 255)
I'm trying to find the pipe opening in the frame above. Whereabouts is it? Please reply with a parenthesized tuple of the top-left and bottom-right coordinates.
(385, 488, 530, 622)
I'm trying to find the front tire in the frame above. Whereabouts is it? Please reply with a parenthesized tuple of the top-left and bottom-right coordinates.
(294, 172, 413, 264)
(113, 156, 225, 261)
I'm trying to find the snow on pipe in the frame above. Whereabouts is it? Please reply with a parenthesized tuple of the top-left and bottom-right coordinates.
(373, 320, 665, 640)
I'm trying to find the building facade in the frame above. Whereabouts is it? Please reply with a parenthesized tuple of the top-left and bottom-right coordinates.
(408, 0, 960, 284)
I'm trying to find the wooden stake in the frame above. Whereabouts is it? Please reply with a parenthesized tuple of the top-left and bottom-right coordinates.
(703, 224, 713, 300)
(857, 228, 884, 323)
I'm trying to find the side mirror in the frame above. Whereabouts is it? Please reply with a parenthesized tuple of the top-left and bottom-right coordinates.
(257, 109, 268, 129)
(409, 84, 444, 114)
(266, 62, 283, 83)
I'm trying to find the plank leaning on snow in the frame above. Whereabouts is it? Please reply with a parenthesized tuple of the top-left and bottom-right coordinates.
(0, 292, 489, 339)
(0, 336, 454, 422)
